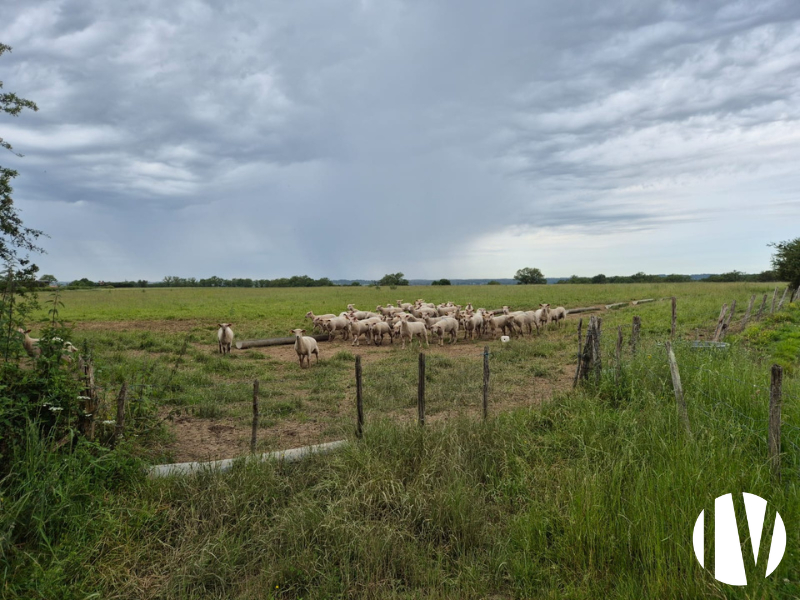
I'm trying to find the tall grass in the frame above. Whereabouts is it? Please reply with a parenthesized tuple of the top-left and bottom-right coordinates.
(2, 340, 796, 598)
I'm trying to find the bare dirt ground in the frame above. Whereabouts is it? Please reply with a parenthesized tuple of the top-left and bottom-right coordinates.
(157, 330, 579, 464)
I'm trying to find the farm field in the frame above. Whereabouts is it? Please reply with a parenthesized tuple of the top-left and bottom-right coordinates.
(6, 281, 800, 598)
(20, 281, 796, 464)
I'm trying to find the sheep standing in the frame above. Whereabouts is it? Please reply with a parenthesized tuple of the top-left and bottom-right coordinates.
(550, 306, 567, 328)
(399, 316, 429, 349)
(291, 329, 319, 368)
(17, 328, 41, 358)
(217, 323, 234, 354)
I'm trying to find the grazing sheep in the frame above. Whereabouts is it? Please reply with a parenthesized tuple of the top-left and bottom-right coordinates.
(397, 300, 414, 311)
(17, 328, 41, 358)
(350, 310, 380, 320)
(291, 328, 319, 368)
(368, 321, 393, 345)
(399, 315, 429, 349)
(431, 317, 459, 345)
(217, 323, 234, 354)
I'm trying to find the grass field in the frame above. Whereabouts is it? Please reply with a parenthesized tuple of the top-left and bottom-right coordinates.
(23, 282, 793, 463)
(3, 282, 799, 598)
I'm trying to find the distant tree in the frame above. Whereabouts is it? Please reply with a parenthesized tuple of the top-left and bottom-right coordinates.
(379, 272, 409, 286)
(70, 277, 95, 287)
(350, 281, 361, 286)
(514, 267, 546, 285)
(39, 274, 57, 283)
(756, 270, 778, 282)
(486, 280, 501, 285)
(431, 278, 451, 286)
(591, 274, 607, 284)
(770, 237, 800, 289)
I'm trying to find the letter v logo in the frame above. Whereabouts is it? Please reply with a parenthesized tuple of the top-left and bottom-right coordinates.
(693, 492, 787, 585)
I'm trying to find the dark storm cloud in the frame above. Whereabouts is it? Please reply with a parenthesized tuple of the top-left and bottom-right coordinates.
(2, 0, 800, 279)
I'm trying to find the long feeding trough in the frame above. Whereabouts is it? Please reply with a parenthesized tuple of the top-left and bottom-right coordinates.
(236, 333, 330, 350)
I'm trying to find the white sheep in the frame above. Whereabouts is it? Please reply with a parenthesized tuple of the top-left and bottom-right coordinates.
(217, 323, 234, 354)
(431, 317, 459, 345)
(399, 315, 429, 349)
(347, 316, 379, 346)
(291, 328, 319, 368)
(536, 304, 551, 328)
(368, 321, 393, 345)
(324, 315, 351, 340)
(550, 306, 567, 328)
(485, 314, 515, 338)
(17, 328, 41, 358)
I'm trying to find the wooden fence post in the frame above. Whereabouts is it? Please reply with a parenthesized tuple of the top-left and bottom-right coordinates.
(113, 382, 127, 447)
(482, 346, 489, 420)
(355, 356, 364, 439)
(712, 303, 728, 342)
(593, 317, 602, 384)
(719, 300, 736, 341)
(770, 287, 778, 314)
(777, 287, 788, 311)
(78, 355, 99, 440)
(631, 316, 641, 355)
(665, 341, 693, 439)
(741, 294, 756, 331)
(573, 318, 583, 387)
(418, 353, 426, 427)
(756, 294, 767, 321)
(769, 365, 782, 481)
(251, 380, 259, 454)
(579, 317, 594, 382)
(615, 326, 623, 384)
(671, 297, 677, 339)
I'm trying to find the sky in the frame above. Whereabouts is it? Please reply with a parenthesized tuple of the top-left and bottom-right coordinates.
(2, 0, 799, 282)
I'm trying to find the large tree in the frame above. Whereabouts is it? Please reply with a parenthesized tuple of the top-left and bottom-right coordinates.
(770, 237, 800, 290)
(1, 42, 42, 269)
(379, 272, 409, 286)
(514, 267, 546, 285)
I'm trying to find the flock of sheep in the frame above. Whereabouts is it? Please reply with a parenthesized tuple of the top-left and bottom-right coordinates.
(217, 299, 569, 368)
(292, 299, 568, 365)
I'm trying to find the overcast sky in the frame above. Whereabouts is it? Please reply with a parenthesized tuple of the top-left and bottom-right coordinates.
(2, 0, 799, 281)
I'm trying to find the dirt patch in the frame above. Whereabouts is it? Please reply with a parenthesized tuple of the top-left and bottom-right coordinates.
(158, 332, 578, 465)
(74, 319, 208, 334)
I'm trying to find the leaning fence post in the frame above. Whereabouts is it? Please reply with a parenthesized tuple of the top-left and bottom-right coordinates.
(573, 318, 583, 388)
(631, 316, 641, 355)
(769, 365, 783, 480)
(665, 341, 693, 439)
(251, 380, 259, 454)
(482, 346, 489, 420)
(712, 303, 728, 342)
(777, 287, 788, 311)
(615, 326, 623, 384)
(355, 356, 364, 439)
(720, 300, 735, 340)
(418, 353, 426, 427)
(756, 294, 767, 321)
(741, 294, 756, 331)
(770, 287, 778, 314)
(113, 382, 127, 447)
(671, 297, 677, 339)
